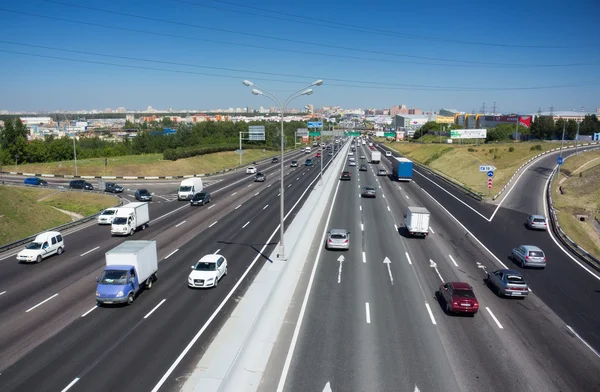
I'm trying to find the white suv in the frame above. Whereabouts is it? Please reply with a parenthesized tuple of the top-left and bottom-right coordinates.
(17, 231, 64, 263)
(246, 166, 257, 174)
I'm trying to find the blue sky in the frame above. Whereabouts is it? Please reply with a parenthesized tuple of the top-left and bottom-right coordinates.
(0, 0, 598, 113)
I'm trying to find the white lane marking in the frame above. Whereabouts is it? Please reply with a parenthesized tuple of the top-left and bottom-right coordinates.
(208, 204, 215, 209)
(405, 252, 413, 265)
(486, 307, 504, 329)
(361, 223, 364, 231)
(414, 170, 491, 221)
(231, 192, 237, 196)
(214, 249, 221, 254)
(542, 169, 600, 281)
(255, 192, 260, 196)
(398, 186, 402, 190)
(449, 255, 459, 267)
(0, 290, 6, 296)
(153, 146, 344, 392)
(247, 184, 252, 188)
(288, 184, 292, 188)
(359, 205, 362, 211)
(175, 220, 186, 228)
(242, 221, 250, 229)
(80, 246, 99, 257)
(209, 221, 218, 228)
(394, 224, 398, 231)
(263, 204, 269, 210)
(267, 184, 272, 188)
(425, 302, 437, 325)
(278, 192, 281, 196)
(81, 305, 97, 317)
(165, 249, 179, 259)
(362, 251, 366, 263)
(61, 377, 80, 392)
(566, 325, 600, 358)
(430, 259, 444, 282)
(384, 257, 393, 285)
(406, 195, 410, 199)
(337, 255, 344, 284)
(297, 177, 300, 181)
(365, 302, 371, 324)
(429, 226, 435, 234)
(235, 204, 242, 210)
(420, 188, 510, 270)
(358, 185, 360, 188)
(26, 293, 59, 313)
(387, 206, 391, 212)
(144, 299, 167, 319)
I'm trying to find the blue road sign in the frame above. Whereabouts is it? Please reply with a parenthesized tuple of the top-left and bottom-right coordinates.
(557, 156, 563, 165)
(487, 170, 494, 177)
(308, 121, 323, 128)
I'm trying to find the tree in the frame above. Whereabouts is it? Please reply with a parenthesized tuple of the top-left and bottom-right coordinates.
(0, 119, 28, 164)
(530, 116, 555, 140)
(580, 114, 599, 136)
(566, 119, 578, 140)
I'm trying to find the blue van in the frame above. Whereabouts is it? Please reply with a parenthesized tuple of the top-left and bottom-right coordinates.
(24, 177, 48, 186)
(305, 159, 313, 167)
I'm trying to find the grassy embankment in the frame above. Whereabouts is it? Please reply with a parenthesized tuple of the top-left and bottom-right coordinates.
(0, 187, 118, 246)
(381, 140, 576, 197)
(551, 150, 600, 259)
(14, 149, 279, 177)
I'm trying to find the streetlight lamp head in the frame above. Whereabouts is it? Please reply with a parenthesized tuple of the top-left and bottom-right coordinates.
(243, 80, 254, 87)
(301, 89, 313, 96)
(312, 79, 324, 86)
(251, 89, 263, 95)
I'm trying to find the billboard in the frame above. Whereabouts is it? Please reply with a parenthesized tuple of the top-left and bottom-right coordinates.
(450, 129, 487, 139)
(308, 121, 323, 128)
(248, 125, 265, 141)
(302, 136, 309, 143)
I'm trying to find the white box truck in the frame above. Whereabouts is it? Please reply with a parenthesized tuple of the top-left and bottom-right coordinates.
(95, 240, 158, 305)
(404, 206, 430, 237)
(111, 202, 150, 236)
(178, 178, 203, 200)
(370, 150, 381, 164)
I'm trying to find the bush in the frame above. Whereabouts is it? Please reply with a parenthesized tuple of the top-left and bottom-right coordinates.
(530, 144, 542, 151)
(163, 144, 265, 161)
(468, 147, 475, 152)
(508, 146, 515, 152)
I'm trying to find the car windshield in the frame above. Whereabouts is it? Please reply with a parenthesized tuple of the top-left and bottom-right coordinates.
(330, 234, 346, 239)
(529, 251, 544, 257)
(533, 218, 545, 223)
(365, 187, 375, 191)
(180, 186, 193, 192)
(139, 190, 149, 195)
(194, 262, 216, 271)
(193, 193, 206, 200)
(100, 270, 128, 285)
(454, 289, 475, 298)
(112, 217, 127, 225)
(102, 210, 116, 216)
(506, 275, 525, 284)
(292, 161, 297, 164)
(26, 242, 43, 250)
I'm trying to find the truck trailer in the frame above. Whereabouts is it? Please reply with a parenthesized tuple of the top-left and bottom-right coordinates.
(111, 202, 150, 236)
(404, 206, 430, 237)
(392, 157, 413, 181)
(96, 240, 158, 305)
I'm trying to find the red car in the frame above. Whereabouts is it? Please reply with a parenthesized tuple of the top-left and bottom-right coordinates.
(316, 152, 321, 158)
(438, 282, 479, 315)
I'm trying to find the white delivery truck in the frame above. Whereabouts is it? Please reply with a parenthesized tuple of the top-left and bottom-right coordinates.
(305, 146, 311, 154)
(111, 202, 150, 236)
(404, 206, 430, 237)
(178, 178, 203, 200)
(95, 240, 158, 305)
(370, 150, 381, 164)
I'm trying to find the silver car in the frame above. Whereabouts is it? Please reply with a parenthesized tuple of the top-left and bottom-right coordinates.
(361, 185, 376, 198)
(526, 215, 547, 230)
(487, 269, 529, 297)
(377, 169, 387, 176)
(326, 229, 350, 250)
(511, 245, 546, 268)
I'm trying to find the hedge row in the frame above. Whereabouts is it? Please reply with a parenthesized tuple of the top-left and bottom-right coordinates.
(163, 144, 265, 161)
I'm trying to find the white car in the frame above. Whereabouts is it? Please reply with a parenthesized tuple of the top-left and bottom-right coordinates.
(246, 166, 257, 174)
(188, 254, 228, 288)
(98, 208, 118, 225)
(349, 161, 356, 166)
(348, 152, 354, 156)
(17, 231, 64, 263)
(385, 151, 392, 157)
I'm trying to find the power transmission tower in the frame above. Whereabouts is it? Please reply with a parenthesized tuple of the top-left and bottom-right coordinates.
(537, 107, 542, 116)
(492, 102, 497, 115)
(549, 105, 554, 116)
(480, 102, 486, 114)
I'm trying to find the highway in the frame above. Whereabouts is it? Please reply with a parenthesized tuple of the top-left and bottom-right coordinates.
(0, 145, 339, 392)
(263, 141, 600, 392)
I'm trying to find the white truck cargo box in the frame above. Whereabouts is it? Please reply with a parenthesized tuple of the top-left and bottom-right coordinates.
(404, 206, 430, 237)
(105, 240, 158, 283)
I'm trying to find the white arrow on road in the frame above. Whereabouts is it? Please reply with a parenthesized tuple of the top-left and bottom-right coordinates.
(383, 257, 394, 285)
(414, 385, 420, 392)
(476, 261, 487, 272)
(323, 381, 332, 392)
(337, 255, 345, 283)
(430, 259, 444, 282)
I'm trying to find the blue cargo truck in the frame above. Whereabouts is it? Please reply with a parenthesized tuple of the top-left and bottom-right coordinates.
(392, 157, 413, 181)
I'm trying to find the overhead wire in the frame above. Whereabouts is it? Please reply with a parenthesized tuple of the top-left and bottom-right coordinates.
(38, 0, 600, 68)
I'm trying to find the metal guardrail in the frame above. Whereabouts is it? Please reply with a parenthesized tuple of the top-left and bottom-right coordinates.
(546, 150, 600, 272)
(0, 185, 124, 253)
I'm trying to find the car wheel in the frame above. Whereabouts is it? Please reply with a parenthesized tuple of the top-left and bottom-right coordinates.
(127, 293, 135, 305)
(224, 267, 228, 276)
(445, 302, 452, 314)
(146, 277, 153, 289)
(36, 255, 42, 263)
(57, 247, 63, 255)
(214, 276, 218, 287)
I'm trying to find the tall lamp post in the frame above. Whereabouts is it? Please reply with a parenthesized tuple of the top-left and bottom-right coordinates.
(243, 79, 323, 260)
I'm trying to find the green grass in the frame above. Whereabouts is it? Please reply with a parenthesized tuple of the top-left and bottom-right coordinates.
(382, 140, 577, 196)
(552, 150, 600, 260)
(15, 149, 279, 177)
(0, 186, 119, 246)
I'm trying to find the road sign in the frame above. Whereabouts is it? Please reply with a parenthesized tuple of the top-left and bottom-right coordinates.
(308, 121, 323, 128)
(248, 125, 265, 141)
(488, 184, 493, 189)
(557, 156, 563, 165)
(309, 131, 321, 137)
(297, 128, 309, 136)
(487, 178, 493, 189)
(479, 165, 496, 172)
(235, 149, 244, 154)
(487, 170, 494, 177)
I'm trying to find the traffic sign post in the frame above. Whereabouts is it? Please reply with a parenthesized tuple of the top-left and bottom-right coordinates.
(487, 170, 494, 177)
(240, 126, 266, 165)
(487, 178, 493, 194)
(479, 165, 496, 172)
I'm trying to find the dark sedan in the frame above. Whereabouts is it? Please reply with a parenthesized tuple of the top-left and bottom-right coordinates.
(135, 189, 152, 201)
(191, 191, 211, 206)
(254, 172, 266, 182)
(104, 182, 124, 193)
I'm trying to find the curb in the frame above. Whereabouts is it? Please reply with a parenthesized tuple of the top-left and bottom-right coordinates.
(546, 147, 600, 272)
(0, 185, 124, 253)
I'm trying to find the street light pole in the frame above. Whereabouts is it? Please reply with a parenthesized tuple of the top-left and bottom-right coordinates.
(243, 79, 323, 260)
(557, 121, 566, 178)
